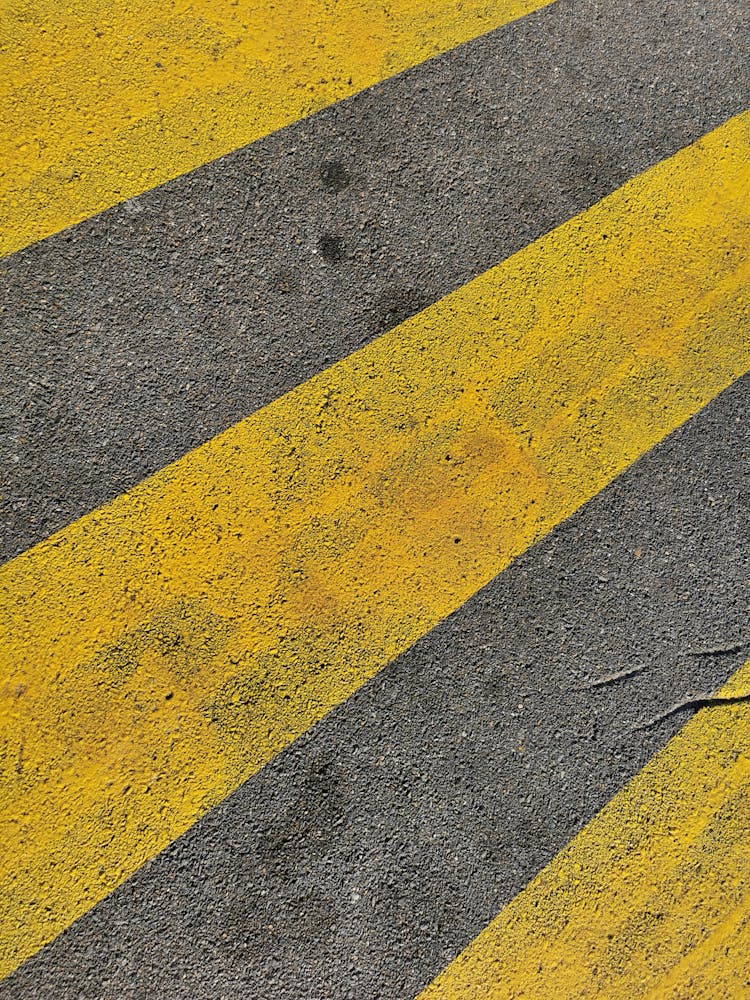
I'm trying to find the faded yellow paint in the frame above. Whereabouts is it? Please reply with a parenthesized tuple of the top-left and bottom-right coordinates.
(0, 0, 553, 257)
(1, 112, 749, 976)
(418, 661, 750, 1000)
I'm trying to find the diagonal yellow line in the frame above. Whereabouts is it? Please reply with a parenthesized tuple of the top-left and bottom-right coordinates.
(1, 111, 749, 977)
(0, 0, 554, 257)
(418, 661, 750, 1000)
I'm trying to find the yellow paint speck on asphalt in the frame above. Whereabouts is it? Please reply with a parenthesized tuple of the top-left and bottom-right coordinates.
(1, 112, 749, 976)
(0, 0, 554, 256)
(419, 661, 750, 999)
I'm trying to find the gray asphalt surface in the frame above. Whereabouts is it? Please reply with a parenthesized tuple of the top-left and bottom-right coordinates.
(2, 0, 749, 995)
(2, 0, 748, 560)
(4, 376, 748, 999)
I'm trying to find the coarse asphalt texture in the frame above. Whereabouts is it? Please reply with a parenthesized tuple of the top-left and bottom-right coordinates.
(1, 0, 748, 559)
(1, 0, 749, 996)
(3, 375, 748, 998)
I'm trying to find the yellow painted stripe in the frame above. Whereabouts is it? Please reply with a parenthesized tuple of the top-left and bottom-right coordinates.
(0, 0, 553, 257)
(1, 112, 749, 977)
(418, 661, 750, 1000)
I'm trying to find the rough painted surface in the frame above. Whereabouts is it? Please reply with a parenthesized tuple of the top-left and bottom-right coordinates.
(2, 0, 749, 994)
(3, 0, 748, 560)
(1, 113, 749, 978)
(0, 0, 552, 256)
(420, 660, 750, 999)
(3, 375, 748, 999)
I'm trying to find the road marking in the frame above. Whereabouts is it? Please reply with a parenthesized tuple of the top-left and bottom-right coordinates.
(4, 381, 748, 998)
(0, 0, 553, 257)
(418, 660, 750, 999)
(1, 111, 749, 977)
(5, 0, 744, 563)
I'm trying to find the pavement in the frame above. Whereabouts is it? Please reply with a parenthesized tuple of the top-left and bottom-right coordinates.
(3, 0, 748, 559)
(0, 1, 748, 997)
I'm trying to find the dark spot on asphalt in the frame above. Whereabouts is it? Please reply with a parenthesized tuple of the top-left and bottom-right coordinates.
(372, 285, 433, 334)
(319, 159, 351, 193)
(257, 755, 347, 864)
(562, 141, 629, 203)
(319, 232, 345, 262)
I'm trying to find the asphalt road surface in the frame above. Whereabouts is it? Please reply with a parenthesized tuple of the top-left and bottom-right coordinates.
(1, 1, 748, 997)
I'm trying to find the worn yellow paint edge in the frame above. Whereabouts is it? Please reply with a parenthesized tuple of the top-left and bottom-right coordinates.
(417, 661, 750, 1000)
(1, 111, 749, 977)
(0, 0, 553, 257)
